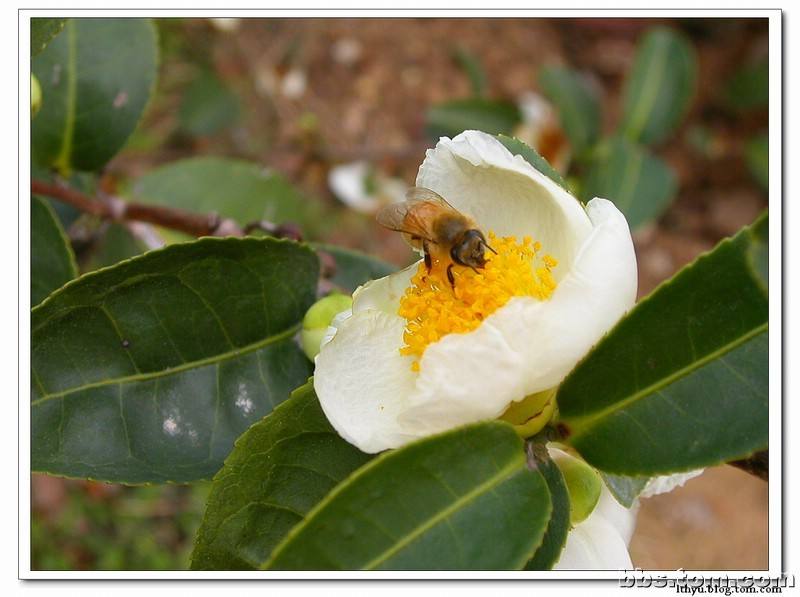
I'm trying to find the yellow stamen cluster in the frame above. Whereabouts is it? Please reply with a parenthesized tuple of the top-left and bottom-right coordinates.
(398, 232, 558, 371)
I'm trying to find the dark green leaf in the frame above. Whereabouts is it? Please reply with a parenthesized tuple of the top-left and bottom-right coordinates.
(32, 18, 158, 173)
(748, 210, 768, 292)
(525, 443, 570, 570)
(31, 196, 78, 306)
(745, 131, 769, 193)
(129, 158, 321, 235)
(582, 137, 677, 229)
(451, 46, 487, 98)
(620, 27, 696, 145)
(31, 237, 318, 483)
(538, 66, 601, 155)
(191, 382, 372, 570)
(179, 70, 241, 137)
(558, 214, 769, 475)
(31, 18, 67, 56)
(496, 134, 569, 191)
(599, 473, 649, 508)
(265, 421, 551, 570)
(314, 244, 398, 293)
(725, 60, 768, 112)
(426, 99, 522, 139)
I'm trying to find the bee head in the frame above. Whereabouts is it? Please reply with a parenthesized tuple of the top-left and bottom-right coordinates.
(451, 229, 491, 269)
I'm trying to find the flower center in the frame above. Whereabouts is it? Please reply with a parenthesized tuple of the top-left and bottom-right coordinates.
(398, 232, 558, 371)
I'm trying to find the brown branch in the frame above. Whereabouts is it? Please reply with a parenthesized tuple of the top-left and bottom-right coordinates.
(31, 179, 244, 237)
(730, 450, 768, 481)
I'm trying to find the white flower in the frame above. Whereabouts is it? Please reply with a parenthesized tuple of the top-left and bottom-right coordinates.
(209, 18, 240, 33)
(514, 91, 571, 173)
(315, 130, 638, 454)
(328, 161, 407, 215)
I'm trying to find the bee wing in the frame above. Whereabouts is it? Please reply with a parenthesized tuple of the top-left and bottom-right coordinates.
(405, 186, 460, 212)
(376, 187, 464, 245)
(376, 199, 437, 242)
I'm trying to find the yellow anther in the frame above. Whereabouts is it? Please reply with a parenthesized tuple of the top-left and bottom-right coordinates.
(398, 232, 558, 370)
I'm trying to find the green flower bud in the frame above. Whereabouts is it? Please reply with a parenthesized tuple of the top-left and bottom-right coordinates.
(301, 293, 353, 361)
(552, 452, 602, 525)
(31, 73, 42, 118)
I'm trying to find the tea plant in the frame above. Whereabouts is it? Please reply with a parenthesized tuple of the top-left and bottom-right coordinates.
(30, 18, 768, 571)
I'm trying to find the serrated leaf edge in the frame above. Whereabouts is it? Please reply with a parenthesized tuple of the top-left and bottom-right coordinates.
(261, 420, 549, 571)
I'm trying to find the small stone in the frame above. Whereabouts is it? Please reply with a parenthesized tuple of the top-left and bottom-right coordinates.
(332, 38, 362, 66)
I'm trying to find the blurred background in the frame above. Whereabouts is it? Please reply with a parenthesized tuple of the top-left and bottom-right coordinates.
(31, 16, 769, 570)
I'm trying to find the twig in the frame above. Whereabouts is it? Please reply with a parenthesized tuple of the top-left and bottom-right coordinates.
(31, 179, 244, 237)
(730, 450, 768, 481)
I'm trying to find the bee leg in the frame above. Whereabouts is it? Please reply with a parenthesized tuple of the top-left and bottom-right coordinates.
(447, 264, 456, 288)
(423, 240, 432, 272)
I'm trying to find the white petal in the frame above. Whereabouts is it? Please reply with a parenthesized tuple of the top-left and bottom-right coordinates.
(542, 449, 637, 570)
(640, 469, 705, 498)
(548, 446, 640, 546)
(553, 516, 634, 571)
(351, 262, 419, 316)
(314, 309, 421, 454)
(416, 130, 593, 280)
(328, 161, 375, 212)
(328, 161, 407, 214)
(517, 91, 557, 126)
(398, 197, 637, 434)
(593, 482, 640, 545)
(318, 308, 352, 352)
(209, 18, 240, 32)
(550, 452, 638, 570)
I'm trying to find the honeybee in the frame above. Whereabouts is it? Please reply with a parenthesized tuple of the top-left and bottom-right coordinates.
(377, 187, 496, 287)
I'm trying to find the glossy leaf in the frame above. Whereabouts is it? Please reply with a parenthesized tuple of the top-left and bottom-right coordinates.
(314, 244, 398, 293)
(582, 137, 677, 229)
(31, 18, 67, 56)
(31, 18, 158, 173)
(191, 382, 372, 570)
(599, 473, 649, 508)
(451, 46, 487, 97)
(725, 60, 768, 112)
(31, 196, 78, 306)
(496, 134, 569, 191)
(265, 421, 551, 571)
(128, 157, 321, 235)
(179, 70, 241, 136)
(525, 443, 570, 570)
(748, 210, 768, 291)
(745, 131, 769, 193)
(31, 237, 318, 483)
(620, 27, 696, 145)
(558, 214, 769, 475)
(426, 99, 522, 140)
(538, 66, 600, 155)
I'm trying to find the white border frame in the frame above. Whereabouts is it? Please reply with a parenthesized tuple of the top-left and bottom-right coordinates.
(16, 6, 783, 581)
